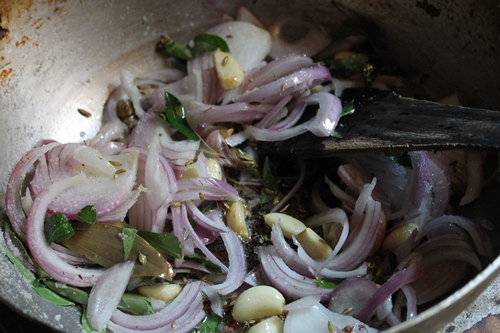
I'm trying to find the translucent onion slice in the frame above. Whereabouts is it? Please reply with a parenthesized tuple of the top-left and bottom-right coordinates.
(87, 261, 135, 332)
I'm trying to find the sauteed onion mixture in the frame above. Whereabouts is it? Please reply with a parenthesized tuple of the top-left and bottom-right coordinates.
(3, 7, 495, 333)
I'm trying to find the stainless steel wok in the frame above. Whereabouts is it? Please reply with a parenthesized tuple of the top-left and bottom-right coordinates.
(0, 0, 499, 332)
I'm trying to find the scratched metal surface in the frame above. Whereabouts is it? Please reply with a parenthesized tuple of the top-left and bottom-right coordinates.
(0, 1, 499, 332)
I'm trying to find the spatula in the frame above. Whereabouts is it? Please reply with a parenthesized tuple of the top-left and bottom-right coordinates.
(259, 89, 500, 158)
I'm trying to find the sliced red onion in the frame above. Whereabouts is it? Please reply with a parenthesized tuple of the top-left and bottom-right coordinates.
(171, 205, 194, 259)
(246, 121, 309, 142)
(459, 150, 484, 206)
(109, 281, 204, 331)
(258, 246, 333, 301)
(267, 100, 307, 131)
(5, 142, 60, 240)
(187, 53, 222, 104)
(172, 205, 228, 272)
(355, 259, 423, 323)
(427, 150, 467, 193)
(303, 92, 342, 137)
(174, 177, 238, 202)
(128, 138, 177, 232)
(270, 223, 313, 277)
(411, 257, 470, 305)
(120, 69, 147, 118)
(254, 95, 292, 129)
(128, 110, 199, 168)
(401, 285, 418, 321)
(87, 118, 129, 154)
(185, 201, 228, 233)
(241, 54, 314, 92)
(284, 296, 378, 333)
(415, 234, 482, 270)
(416, 215, 492, 257)
(308, 180, 382, 272)
(187, 102, 269, 131)
(29, 143, 140, 221)
(87, 261, 135, 331)
(25, 173, 104, 287)
(328, 277, 379, 318)
(236, 65, 331, 104)
(324, 175, 356, 212)
(205, 229, 246, 295)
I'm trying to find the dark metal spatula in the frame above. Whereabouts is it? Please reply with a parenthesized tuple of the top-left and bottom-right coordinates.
(259, 89, 500, 158)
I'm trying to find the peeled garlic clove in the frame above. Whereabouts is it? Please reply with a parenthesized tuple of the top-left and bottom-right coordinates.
(226, 201, 249, 239)
(264, 213, 306, 239)
(248, 316, 284, 333)
(206, 158, 222, 180)
(179, 162, 199, 180)
(232, 286, 285, 322)
(381, 222, 419, 255)
(213, 49, 245, 91)
(296, 227, 333, 260)
(137, 283, 182, 302)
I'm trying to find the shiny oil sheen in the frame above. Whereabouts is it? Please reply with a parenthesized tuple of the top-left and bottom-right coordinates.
(0, 1, 499, 332)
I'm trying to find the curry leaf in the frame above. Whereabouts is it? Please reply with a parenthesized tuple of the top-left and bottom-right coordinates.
(2, 246, 77, 306)
(118, 294, 154, 315)
(193, 34, 230, 53)
(260, 156, 279, 205)
(78, 205, 97, 225)
(163, 33, 229, 61)
(341, 99, 355, 117)
(122, 227, 138, 261)
(44, 213, 74, 245)
(137, 231, 183, 259)
(330, 130, 343, 138)
(187, 253, 225, 274)
(43, 279, 89, 305)
(314, 279, 339, 289)
(155, 91, 198, 141)
(32, 279, 75, 306)
(197, 310, 221, 333)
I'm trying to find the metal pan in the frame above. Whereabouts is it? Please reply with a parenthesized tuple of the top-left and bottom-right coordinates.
(0, 1, 499, 331)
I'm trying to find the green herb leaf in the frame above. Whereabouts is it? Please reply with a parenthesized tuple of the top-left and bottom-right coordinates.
(43, 279, 89, 305)
(122, 227, 138, 261)
(260, 156, 279, 205)
(197, 310, 221, 333)
(155, 91, 198, 141)
(341, 99, 355, 117)
(2, 246, 77, 306)
(314, 279, 339, 289)
(118, 294, 154, 315)
(78, 205, 97, 225)
(163, 33, 229, 61)
(32, 279, 75, 306)
(330, 130, 343, 138)
(137, 231, 183, 259)
(193, 34, 230, 53)
(2, 245, 36, 283)
(164, 40, 193, 61)
(187, 253, 225, 274)
(44, 213, 74, 245)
